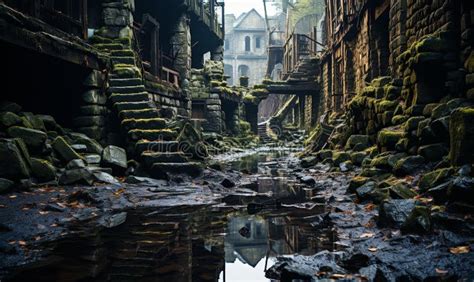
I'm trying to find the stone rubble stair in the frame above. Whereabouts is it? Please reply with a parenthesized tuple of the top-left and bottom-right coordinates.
(258, 122, 272, 143)
(91, 37, 200, 178)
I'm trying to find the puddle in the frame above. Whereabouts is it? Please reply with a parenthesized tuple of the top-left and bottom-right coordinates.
(4, 149, 334, 282)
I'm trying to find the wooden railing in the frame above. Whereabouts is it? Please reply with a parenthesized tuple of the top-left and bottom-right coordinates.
(184, 0, 223, 38)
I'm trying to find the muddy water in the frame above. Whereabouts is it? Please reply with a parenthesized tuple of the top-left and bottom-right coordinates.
(6, 149, 336, 282)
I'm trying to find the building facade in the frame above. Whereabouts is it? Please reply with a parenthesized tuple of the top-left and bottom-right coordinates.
(224, 9, 268, 87)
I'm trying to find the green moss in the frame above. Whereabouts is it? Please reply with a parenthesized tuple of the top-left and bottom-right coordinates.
(361, 86, 377, 97)
(418, 168, 453, 191)
(332, 151, 350, 165)
(370, 155, 391, 169)
(404, 116, 425, 132)
(376, 100, 398, 113)
(113, 65, 141, 78)
(392, 115, 409, 125)
(377, 129, 404, 149)
(110, 49, 135, 57)
(210, 80, 221, 87)
(89, 35, 113, 44)
(243, 94, 257, 104)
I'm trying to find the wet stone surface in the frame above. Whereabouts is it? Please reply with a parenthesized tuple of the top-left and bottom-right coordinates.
(0, 148, 473, 281)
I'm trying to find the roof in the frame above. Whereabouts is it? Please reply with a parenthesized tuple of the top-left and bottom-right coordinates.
(233, 8, 265, 29)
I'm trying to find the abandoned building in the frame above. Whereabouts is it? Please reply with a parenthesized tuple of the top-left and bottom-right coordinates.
(223, 9, 268, 87)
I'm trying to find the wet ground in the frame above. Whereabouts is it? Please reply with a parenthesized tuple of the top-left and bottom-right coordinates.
(1, 147, 474, 281)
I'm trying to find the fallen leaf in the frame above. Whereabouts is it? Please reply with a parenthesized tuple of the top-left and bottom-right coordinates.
(0, 204, 6, 208)
(364, 203, 376, 211)
(449, 246, 470, 254)
(330, 274, 347, 278)
(50, 223, 58, 227)
(9, 195, 17, 199)
(39, 211, 49, 215)
(8, 240, 16, 245)
(114, 188, 125, 197)
(368, 247, 377, 252)
(360, 232, 375, 239)
(18, 240, 27, 246)
(435, 268, 448, 275)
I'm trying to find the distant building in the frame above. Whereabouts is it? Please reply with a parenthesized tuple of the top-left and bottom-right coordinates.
(224, 9, 268, 86)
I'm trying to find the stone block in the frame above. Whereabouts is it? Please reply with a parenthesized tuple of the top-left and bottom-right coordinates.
(449, 107, 474, 165)
(82, 90, 107, 105)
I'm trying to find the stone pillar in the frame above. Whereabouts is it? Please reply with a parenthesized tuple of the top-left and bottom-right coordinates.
(75, 70, 109, 144)
(170, 13, 192, 83)
(101, 0, 134, 42)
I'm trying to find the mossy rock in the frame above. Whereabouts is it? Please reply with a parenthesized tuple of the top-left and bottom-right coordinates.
(377, 129, 404, 150)
(113, 65, 141, 78)
(384, 85, 401, 100)
(370, 155, 391, 170)
(31, 158, 56, 182)
(376, 100, 398, 113)
(393, 155, 425, 176)
(431, 104, 449, 119)
(0, 112, 22, 129)
(449, 107, 474, 165)
(423, 103, 439, 117)
(360, 168, 386, 177)
(345, 135, 370, 150)
(317, 149, 333, 160)
(7, 126, 47, 152)
(0, 138, 31, 180)
(392, 115, 409, 125)
(365, 146, 379, 158)
(361, 86, 377, 97)
(52, 136, 83, 163)
(332, 151, 350, 166)
(348, 176, 370, 193)
(414, 36, 448, 53)
(371, 77, 392, 88)
(351, 151, 368, 165)
(401, 206, 431, 234)
(389, 183, 417, 199)
(418, 168, 453, 191)
(404, 116, 425, 132)
(418, 143, 448, 162)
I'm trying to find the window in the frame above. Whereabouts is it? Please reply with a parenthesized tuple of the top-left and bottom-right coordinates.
(245, 36, 251, 51)
(256, 37, 261, 49)
(238, 65, 249, 77)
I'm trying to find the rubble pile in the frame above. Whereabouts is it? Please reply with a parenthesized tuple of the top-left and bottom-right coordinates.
(303, 34, 474, 234)
(0, 101, 127, 193)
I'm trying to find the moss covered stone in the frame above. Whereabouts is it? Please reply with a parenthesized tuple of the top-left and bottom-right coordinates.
(393, 155, 425, 175)
(351, 151, 368, 165)
(7, 126, 47, 152)
(422, 103, 439, 117)
(404, 116, 425, 132)
(52, 137, 83, 163)
(449, 107, 474, 165)
(418, 143, 448, 162)
(345, 135, 370, 150)
(392, 115, 409, 125)
(348, 176, 370, 193)
(31, 158, 56, 182)
(332, 151, 350, 166)
(0, 112, 22, 128)
(377, 129, 404, 151)
(0, 138, 31, 180)
(317, 149, 333, 160)
(370, 155, 391, 169)
(418, 168, 453, 191)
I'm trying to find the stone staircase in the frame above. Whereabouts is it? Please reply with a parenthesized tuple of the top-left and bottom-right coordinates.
(258, 122, 272, 143)
(93, 40, 201, 179)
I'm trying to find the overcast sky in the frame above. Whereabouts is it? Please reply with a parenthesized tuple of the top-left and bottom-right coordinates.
(224, 0, 278, 18)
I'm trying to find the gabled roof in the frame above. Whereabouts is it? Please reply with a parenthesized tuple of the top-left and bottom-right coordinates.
(233, 8, 265, 29)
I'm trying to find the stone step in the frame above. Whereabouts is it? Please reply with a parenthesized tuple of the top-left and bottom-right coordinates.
(119, 109, 160, 120)
(110, 49, 135, 57)
(110, 92, 149, 104)
(111, 56, 136, 65)
(94, 43, 124, 51)
(115, 101, 153, 112)
(128, 129, 178, 141)
(135, 140, 180, 154)
(142, 152, 189, 166)
(149, 162, 203, 179)
(109, 78, 143, 87)
(108, 85, 146, 94)
(121, 118, 166, 131)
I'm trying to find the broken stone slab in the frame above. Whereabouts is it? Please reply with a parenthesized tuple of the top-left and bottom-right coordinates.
(66, 159, 87, 170)
(93, 171, 120, 185)
(125, 176, 168, 187)
(52, 136, 83, 163)
(378, 199, 416, 228)
(31, 158, 56, 182)
(0, 178, 14, 194)
(99, 212, 127, 228)
(58, 168, 94, 186)
(7, 126, 47, 152)
(84, 154, 101, 165)
(102, 145, 127, 172)
(69, 132, 103, 154)
(393, 155, 425, 176)
(0, 138, 30, 180)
